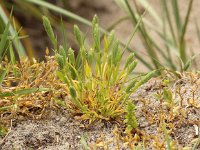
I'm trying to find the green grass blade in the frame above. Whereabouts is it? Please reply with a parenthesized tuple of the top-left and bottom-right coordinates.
(61, 18, 68, 52)
(119, 42, 154, 70)
(0, 20, 9, 59)
(148, 36, 176, 70)
(124, 0, 160, 69)
(114, 0, 128, 13)
(171, 0, 182, 36)
(192, 135, 200, 150)
(123, 11, 145, 52)
(161, 0, 177, 46)
(195, 20, 200, 45)
(0, 105, 14, 111)
(15, 1, 43, 20)
(179, 0, 194, 63)
(161, 8, 174, 69)
(162, 122, 172, 150)
(25, 0, 92, 27)
(0, 88, 49, 98)
(0, 5, 26, 58)
(137, 0, 162, 26)
(183, 54, 199, 71)
(9, 44, 17, 76)
(0, 35, 28, 40)
(9, 43, 16, 64)
(106, 16, 129, 32)
(0, 66, 9, 84)
(130, 70, 158, 93)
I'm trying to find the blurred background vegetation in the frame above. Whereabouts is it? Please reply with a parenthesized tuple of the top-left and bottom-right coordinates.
(0, 0, 199, 72)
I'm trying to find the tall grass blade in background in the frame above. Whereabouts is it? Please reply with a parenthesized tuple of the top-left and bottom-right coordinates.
(0, 17, 10, 60)
(124, 0, 161, 69)
(114, 0, 195, 71)
(171, 0, 182, 35)
(179, 0, 194, 63)
(25, 0, 92, 27)
(0, 5, 27, 58)
(195, 20, 200, 45)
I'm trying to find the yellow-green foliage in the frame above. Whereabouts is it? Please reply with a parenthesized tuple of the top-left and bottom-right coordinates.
(43, 16, 157, 124)
(124, 101, 138, 133)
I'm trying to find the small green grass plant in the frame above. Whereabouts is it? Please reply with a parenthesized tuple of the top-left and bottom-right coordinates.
(43, 16, 157, 124)
(124, 100, 138, 133)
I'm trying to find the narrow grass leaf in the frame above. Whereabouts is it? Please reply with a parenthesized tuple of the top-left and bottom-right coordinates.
(61, 18, 68, 52)
(130, 70, 158, 93)
(162, 122, 172, 150)
(26, 0, 92, 27)
(9, 44, 16, 65)
(183, 55, 198, 71)
(56, 71, 69, 85)
(127, 60, 138, 74)
(124, 0, 160, 69)
(195, 20, 200, 45)
(0, 20, 9, 58)
(0, 66, 9, 84)
(161, 0, 177, 46)
(0, 6, 26, 57)
(171, 0, 182, 35)
(126, 78, 137, 93)
(54, 98, 66, 107)
(124, 52, 135, 69)
(69, 86, 83, 109)
(179, 0, 194, 63)
(137, 0, 162, 26)
(0, 88, 49, 98)
(0, 105, 14, 111)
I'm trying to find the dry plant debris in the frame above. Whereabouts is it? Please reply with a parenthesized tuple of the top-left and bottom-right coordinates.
(0, 56, 63, 129)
